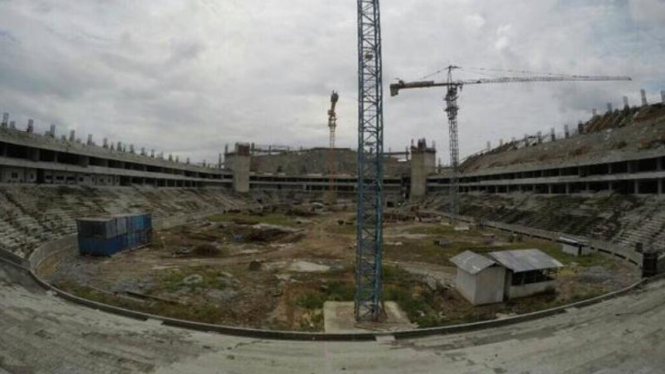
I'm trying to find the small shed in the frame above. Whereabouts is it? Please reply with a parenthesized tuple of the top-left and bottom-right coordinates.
(450, 251, 506, 305)
(489, 249, 563, 299)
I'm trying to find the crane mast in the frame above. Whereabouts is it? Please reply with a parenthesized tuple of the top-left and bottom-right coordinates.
(327, 91, 339, 204)
(390, 66, 631, 221)
(355, 0, 385, 322)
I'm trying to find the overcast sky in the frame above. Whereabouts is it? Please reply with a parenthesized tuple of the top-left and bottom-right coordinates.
(0, 0, 664, 165)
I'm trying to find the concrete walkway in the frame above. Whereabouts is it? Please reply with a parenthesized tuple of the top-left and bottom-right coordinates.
(1, 262, 665, 374)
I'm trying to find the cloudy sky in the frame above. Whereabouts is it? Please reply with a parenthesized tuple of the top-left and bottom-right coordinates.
(0, 0, 664, 165)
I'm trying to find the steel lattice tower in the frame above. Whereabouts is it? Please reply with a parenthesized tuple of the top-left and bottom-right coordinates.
(444, 67, 461, 219)
(355, 0, 384, 322)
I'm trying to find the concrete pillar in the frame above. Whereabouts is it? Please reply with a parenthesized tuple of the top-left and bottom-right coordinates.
(78, 155, 89, 167)
(228, 143, 251, 193)
(103, 138, 108, 148)
(141, 147, 146, 156)
(607, 103, 613, 112)
(87, 134, 93, 145)
(151, 149, 155, 158)
(410, 140, 436, 199)
(659, 179, 663, 195)
(550, 128, 555, 142)
(27, 119, 34, 133)
(641, 89, 648, 106)
(1, 113, 8, 127)
(186, 157, 190, 165)
(623, 96, 629, 109)
(30, 148, 40, 162)
(564, 124, 570, 138)
(548, 184, 553, 194)
(130, 145, 135, 154)
(69, 130, 75, 142)
(537, 131, 542, 144)
(634, 180, 640, 194)
(117, 141, 122, 151)
(49, 124, 56, 137)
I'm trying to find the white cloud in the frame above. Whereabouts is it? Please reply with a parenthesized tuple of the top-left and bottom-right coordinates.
(0, 0, 662, 165)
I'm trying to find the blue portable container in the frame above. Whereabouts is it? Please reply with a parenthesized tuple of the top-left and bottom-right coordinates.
(78, 213, 152, 256)
(78, 235, 127, 256)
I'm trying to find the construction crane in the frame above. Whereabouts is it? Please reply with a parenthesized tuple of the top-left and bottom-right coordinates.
(355, 0, 385, 322)
(326, 91, 339, 204)
(390, 65, 631, 221)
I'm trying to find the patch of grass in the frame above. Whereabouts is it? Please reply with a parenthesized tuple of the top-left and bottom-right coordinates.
(407, 224, 455, 236)
(208, 212, 298, 227)
(296, 292, 327, 309)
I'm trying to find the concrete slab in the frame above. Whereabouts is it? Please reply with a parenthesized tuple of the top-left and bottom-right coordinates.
(323, 301, 416, 333)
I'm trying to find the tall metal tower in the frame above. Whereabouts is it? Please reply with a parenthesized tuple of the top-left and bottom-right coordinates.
(355, 0, 385, 322)
(390, 67, 630, 222)
(444, 66, 461, 218)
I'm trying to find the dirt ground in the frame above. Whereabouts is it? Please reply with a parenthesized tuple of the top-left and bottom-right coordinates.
(47, 205, 640, 331)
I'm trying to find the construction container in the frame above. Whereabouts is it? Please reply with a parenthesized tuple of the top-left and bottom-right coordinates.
(77, 213, 152, 256)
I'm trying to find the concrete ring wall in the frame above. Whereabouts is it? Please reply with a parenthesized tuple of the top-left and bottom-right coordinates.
(19, 213, 648, 342)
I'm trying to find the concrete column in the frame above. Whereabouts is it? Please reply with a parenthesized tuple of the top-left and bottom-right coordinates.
(641, 89, 648, 106)
(410, 140, 436, 199)
(27, 119, 34, 133)
(623, 96, 629, 109)
(548, 184, 553, 194)
(69, 130, 75, 142)
(659, 179, 663, 195)
(565, 183, 570, 195)
(564, 124, 570, 138)
(30, 148, 40, 162)
(550, 128, 555, 141)
(635, 180, 640, 194)
(87, 134, 93, 145)
(228, 144, 251, 193)
(628, 161, 636, 173)
(78, 155, 89, 167)
(49, 124, 56, 138)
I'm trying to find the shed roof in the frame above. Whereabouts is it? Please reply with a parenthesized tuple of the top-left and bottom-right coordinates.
(450, 251, 497, 275)
(489, 249, 563, 273)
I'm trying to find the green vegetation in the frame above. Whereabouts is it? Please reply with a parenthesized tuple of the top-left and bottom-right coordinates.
(59, 281, 227, 324)
(208, 212, 299, 227)
(296, 281, 356, 309)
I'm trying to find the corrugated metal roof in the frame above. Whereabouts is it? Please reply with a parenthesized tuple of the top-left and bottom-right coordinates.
(489, 249, 563, 273)
(450, 251, 497, 275)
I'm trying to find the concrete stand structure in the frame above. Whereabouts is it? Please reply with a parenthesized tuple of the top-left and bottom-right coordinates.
(410, 139, 436, 199)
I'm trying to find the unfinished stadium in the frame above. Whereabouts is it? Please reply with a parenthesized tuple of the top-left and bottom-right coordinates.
(1, 91, 665, 372)
(2, 1, 665, 373)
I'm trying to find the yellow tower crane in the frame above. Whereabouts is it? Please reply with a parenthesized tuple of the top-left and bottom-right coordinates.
(326, 91, 339, 204)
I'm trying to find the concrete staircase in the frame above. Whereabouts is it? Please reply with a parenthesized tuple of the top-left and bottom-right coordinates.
(0, 185, 247, 259)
